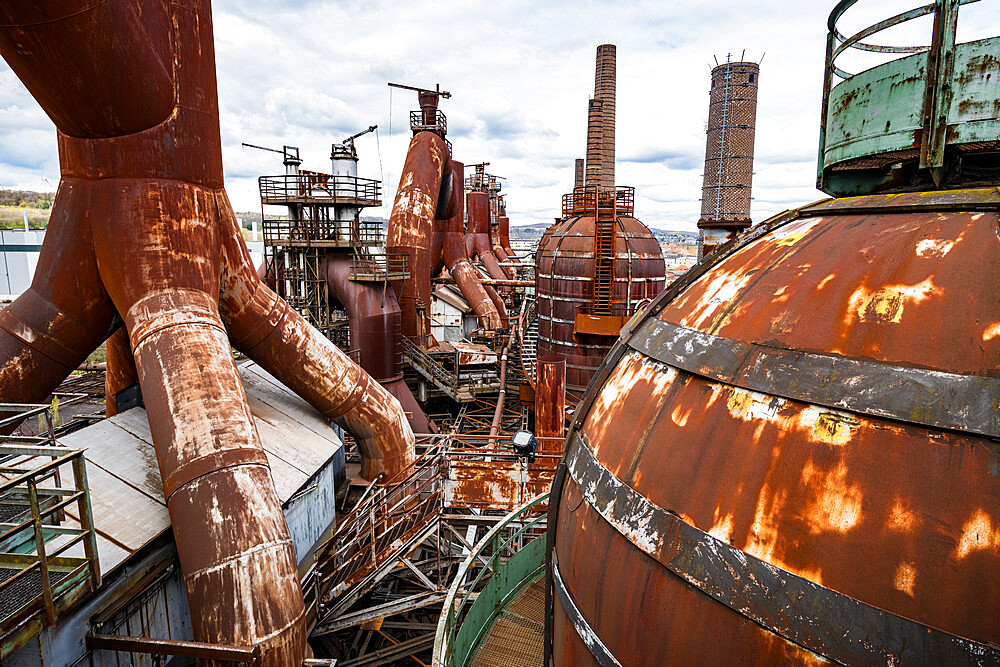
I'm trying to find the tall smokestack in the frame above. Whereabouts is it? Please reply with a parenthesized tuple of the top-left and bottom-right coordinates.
(574, 158, 585, 188)
(594, 44, 616, 189)
(585, 99, 603, 187)
(698, 57, 759, 258)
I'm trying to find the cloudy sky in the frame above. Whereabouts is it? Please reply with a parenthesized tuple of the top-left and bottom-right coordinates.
(0, 1, 997, 231)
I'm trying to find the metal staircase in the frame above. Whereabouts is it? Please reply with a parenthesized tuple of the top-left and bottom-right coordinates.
(593, 190, 617, 315)
(518, 300, 538, 388)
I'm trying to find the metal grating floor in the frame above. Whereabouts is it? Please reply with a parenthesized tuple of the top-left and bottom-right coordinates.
(0, 566, 68, 619)
(470, 576, 545, 667)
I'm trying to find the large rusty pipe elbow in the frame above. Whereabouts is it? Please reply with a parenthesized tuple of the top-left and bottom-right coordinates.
(482, 283, 509, 327)
(451, 259, 503, 330)
(0, 0, 175, 138)
(387, 132, 450, 342)
(488, 221, 515, 278)
(124, 289, 306, 663)
(438, 162, 502, 330)
(221, 221, 415, 481)
(465, 192, 508, 283)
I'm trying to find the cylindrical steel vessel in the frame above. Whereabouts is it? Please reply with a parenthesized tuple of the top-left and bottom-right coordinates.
(534, 355, 566, 455)
(534, 214, 664, 393)
(550, 189, 1000, 664)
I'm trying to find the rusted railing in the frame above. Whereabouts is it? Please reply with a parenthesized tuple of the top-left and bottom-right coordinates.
(261, 216, 385, 247)
(561, 185, 634, 218)
(259, 173, 381, 207)
(0, 405, 100, 660)
(464, 173, 501, 193)
(348, 250, 409, 283)
(410, 110, 448, 136)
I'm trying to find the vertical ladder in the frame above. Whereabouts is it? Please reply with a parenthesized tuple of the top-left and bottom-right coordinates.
(593, 189, 616, 315)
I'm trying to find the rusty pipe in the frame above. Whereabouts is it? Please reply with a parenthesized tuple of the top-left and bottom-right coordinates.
(488, 301, 525, 446)
(0, 185, 118, 419)
(498, 215, 518, 262)
(488, 220, 515, 279)
(482, 282, 509, 327)
(534, 355, 566, 455)
(465, 191, 508, 284)
(438, 162, 502, 330)
(487, 339, 511, 447)
(78, 362, 107, 371)
(387, 132, 450, 343)
(104, 326, 137, 417)
(324, 254, 434, 434)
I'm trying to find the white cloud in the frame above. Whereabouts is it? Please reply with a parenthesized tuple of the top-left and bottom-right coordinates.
(1, 1, 997, 231)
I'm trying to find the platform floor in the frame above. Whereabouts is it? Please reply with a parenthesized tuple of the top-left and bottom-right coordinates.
(469, 575, 545, 667)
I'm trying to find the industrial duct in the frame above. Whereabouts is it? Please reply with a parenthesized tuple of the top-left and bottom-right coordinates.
(0, 2, 414, 663)
(388, 137, 503, 340)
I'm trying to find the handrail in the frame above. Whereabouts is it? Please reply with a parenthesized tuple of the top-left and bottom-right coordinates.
(818, 0, 980, 185)
(433, 492, 549, 666)
(258, 173, 382, 206)
(0, 432, 100, 654)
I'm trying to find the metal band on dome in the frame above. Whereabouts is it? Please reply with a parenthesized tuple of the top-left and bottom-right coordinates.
(628, 319, 1000, 438)
(563, 432, 1000, 665)
(550, 551, 623, 667)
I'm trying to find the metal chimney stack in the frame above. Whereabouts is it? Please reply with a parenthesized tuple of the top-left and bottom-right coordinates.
(594, 44, 616, 190)
(585, 98, 604, 187)
(697, 57, 759, 258)
(583, 44, 616, 190)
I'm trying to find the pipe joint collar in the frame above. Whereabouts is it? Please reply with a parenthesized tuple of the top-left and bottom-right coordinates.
(126, 288, 224, 351)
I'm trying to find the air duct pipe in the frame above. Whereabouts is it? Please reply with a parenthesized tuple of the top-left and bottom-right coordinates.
(324, 255, 434, 434)
(0, 2, 414, 663)
(436, 162, 504, 330)
(488, 211, 516, 278)
(388, 132, 450, 344)
(465, 191, 508, 284)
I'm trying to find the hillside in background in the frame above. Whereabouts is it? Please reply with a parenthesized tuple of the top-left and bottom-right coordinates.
(509, 221, 698, 244)
(0, 190, 54, 229)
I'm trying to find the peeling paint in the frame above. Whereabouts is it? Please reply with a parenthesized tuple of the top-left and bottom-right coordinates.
(893, 562, 916, 596)
(953, 509, 1000, 560)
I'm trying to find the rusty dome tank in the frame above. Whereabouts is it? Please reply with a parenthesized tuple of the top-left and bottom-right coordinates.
(548, 3, 1000, 664)
(535, 189, 665, 393)
(535, 43, 666, 394)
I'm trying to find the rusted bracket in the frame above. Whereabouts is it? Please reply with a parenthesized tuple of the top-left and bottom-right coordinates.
(85, 633, 260, 663)
(919, 0, 960, 178)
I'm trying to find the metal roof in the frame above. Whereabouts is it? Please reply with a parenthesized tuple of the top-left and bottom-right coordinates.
(55, 361, 343, 576)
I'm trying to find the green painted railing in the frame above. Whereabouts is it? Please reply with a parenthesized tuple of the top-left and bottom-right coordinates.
(433, 492, 548, 667)
(817, 0, 999, 195)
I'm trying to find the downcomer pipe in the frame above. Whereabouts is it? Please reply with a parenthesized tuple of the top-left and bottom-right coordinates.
(387, 132, 450, 343)
(324, 255, 434, 434)
(437, 162, 503, 330)
(466, 191, 508, 284)
(0, 2, 414, 663)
